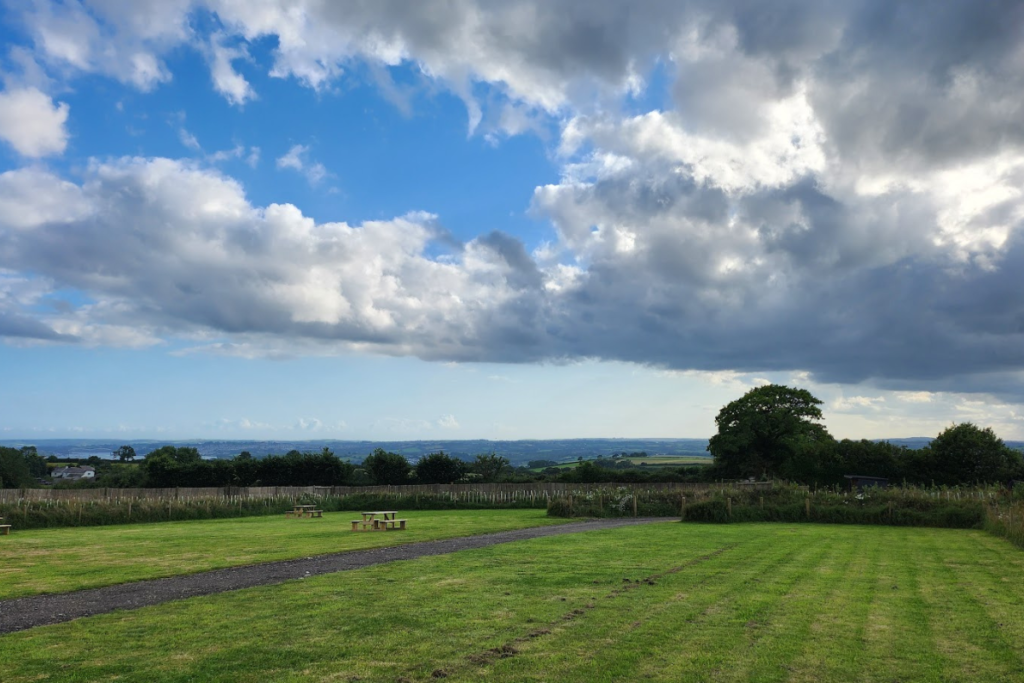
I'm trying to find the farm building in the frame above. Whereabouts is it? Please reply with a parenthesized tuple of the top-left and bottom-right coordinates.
(50, 466, 96, 481)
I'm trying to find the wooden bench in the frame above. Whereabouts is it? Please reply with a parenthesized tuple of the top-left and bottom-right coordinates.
(0, 525, 11, 536)
(307, 509, 323, 518)
(285, 510, 297, 518)
(378, 519, 407, 531)
(350, 520, 381, 531)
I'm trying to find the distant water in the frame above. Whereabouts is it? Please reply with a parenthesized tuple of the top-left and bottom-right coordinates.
(9, 436, 999, 465)
(0, 437, 716, 465)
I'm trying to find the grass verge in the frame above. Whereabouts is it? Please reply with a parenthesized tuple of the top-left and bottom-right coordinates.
(3, 523, 1024, 681)
(0, 509, 565, 600)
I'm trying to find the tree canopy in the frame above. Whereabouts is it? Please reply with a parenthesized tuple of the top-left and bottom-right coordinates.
(415, 451, 466, 484)
(362, 448, 412, 485)
(115, 445, 136, 462)
(922, 422, 1023, 485)
(708, 384, 832, 479)
(469, 452, 511, 482)
(0, 447, 32, 488)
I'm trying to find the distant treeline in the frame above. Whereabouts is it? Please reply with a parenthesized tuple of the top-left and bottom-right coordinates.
(2, 443, 698, 489)
(703, 425, 1024, 489)
(0, 446, 48, 488)
(3, 424, 1023, 491)
(0, 438, 714, 463)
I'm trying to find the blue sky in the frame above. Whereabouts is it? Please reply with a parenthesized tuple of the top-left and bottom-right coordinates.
(2, 1, 1024, 441)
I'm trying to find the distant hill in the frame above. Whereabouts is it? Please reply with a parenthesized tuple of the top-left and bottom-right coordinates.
(1, 437, 714, 466)
(877, 437, 933, 450)
(6, 436, 1018, 466)
(879, 437, 1024, 452)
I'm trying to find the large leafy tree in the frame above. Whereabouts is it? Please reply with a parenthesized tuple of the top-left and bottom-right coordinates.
(922, 422, 1023, 485)
(470, 452, 511, 482)
(0, 447, 32, 488)
(363, 448, 412, 486)
(115, 445, 136, 462)
(708, 384, 833, 479)
(141, 446, 204, 487)
(415, 451, 466, 484)
(145, 445, 202, 465)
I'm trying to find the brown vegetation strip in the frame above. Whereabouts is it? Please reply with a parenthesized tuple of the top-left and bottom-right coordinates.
(0, 517, 668, 635)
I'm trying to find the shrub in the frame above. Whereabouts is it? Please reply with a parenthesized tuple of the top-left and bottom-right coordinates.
(546, 483, 989, 530)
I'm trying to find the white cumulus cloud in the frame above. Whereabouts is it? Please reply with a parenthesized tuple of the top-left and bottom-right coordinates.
(0, 87, 69, 157)
(276, 144, 327, 185)
(437, 414, 459, 429)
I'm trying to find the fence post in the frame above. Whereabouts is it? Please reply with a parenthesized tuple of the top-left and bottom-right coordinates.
(727, 497, 732, 518)
(805, 497, 810, 519)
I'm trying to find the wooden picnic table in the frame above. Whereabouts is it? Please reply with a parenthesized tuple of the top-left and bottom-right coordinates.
(351, 511, 407, 531)
(286, 504, 322, 519)
(361, 511, 397, 522)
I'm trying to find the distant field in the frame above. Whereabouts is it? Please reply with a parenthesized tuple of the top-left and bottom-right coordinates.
(534, 455, 712, 471)
(0, 510, 565, 600)
(3, 523, 1024, 681)
(614, 455, 711, 466)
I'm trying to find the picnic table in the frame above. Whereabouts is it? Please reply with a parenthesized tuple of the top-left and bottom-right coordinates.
(0, 516, 9, 535)
(286, 504, 322, 519)
(351, 511, 407, 531)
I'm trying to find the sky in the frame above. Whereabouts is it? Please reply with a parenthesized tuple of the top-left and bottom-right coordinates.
(1, 0, 1024, 441)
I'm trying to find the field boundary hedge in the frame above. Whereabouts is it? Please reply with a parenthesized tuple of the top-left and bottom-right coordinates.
(547, 484, 1008, 530)
(0, 480, 737, 504)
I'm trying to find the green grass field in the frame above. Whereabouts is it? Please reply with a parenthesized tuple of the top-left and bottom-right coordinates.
(615, 455, 711, 466)
(0, 509, 566, 600)
(533, 455, 711, 471)
(4, 521, 1024, 681)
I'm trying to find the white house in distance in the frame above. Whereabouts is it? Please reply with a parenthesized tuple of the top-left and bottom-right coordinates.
(51, 466, 96, 481)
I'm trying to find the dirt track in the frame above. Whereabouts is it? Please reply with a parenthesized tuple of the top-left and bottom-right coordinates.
(0, 517, 669, 634)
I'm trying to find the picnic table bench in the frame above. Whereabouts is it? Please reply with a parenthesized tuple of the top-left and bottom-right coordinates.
(350, 511, 407, 531)
(286, 505, 322, 519)
(0, 517, 10, 535)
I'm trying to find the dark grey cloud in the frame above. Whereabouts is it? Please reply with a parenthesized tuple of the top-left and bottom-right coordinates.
(476, 230, 544, 290)
(811, 0, 1024, 170)
(0, 312, 74, 342)
(5, 0, 1024, 402)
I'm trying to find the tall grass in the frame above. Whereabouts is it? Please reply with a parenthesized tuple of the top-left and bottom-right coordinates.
(546, 486, 696, 518)
(680, 485, 985, 528)
(547, 483, 995, 529)
(984, 499, 1024, 548)
(0, 491, 547, 530)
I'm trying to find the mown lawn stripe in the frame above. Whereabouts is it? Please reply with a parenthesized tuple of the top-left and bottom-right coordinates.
(858, 528, 946, 682)
(484, 525, 824, 682)
(777, 525, 880, 682)
(677, 526, 853, 682)
(917, 530, 1024, 682)
(3, 524, 1024, 682)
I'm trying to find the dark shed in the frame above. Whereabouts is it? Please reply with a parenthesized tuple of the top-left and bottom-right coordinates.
(844, 475, 889, 490)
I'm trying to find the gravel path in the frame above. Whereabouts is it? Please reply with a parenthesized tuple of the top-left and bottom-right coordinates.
(0, 517, 669, 634)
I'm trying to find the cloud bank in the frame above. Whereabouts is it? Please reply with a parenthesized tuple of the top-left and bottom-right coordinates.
(3, 0, 1024, 399)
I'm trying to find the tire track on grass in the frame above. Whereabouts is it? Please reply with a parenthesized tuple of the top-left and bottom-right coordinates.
(0, 517, 669, 635)
(436, 544, 741, 681)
